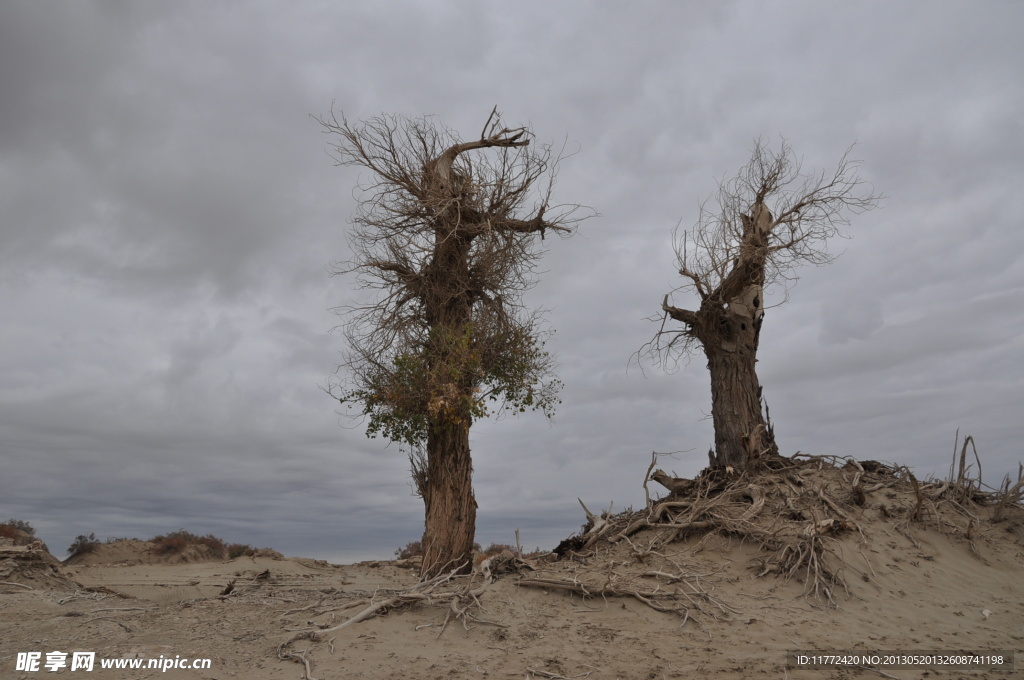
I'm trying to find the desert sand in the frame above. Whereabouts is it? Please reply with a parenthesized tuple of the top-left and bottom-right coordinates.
(2, 461, 1022, 680)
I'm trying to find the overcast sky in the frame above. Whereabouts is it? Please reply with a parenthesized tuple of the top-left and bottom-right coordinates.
(3, 1, 1022, 562)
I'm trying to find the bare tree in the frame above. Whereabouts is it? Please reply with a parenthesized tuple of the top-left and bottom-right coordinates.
(652, 139, 881, 470)
(320, 108, 585, 578)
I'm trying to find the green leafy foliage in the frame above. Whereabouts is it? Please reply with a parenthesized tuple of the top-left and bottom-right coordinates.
(341, 322, 561, 447)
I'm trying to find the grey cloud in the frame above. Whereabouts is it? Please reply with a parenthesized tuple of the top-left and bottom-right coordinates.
(2, 1, 1022, 562)
(819, 296, 885, 345)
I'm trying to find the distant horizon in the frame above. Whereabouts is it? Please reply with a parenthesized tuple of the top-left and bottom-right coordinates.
(13, 437, 1009, 566)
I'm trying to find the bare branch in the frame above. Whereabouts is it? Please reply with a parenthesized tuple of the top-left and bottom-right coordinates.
(480, 105, 498, 141)
(662, 294, 698, 327)
(654, 137, 882, 363)
(644, 138, 881, 468)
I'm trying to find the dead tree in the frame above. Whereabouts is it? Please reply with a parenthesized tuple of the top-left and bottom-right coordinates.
(320, 108, 585, 578)
(652, 139, 881, 470)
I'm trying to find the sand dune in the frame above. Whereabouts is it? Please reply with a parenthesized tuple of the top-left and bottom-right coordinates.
(2, 471, 1021, 679)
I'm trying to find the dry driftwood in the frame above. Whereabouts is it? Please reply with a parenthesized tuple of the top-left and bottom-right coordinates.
(277, 560, 512, 679)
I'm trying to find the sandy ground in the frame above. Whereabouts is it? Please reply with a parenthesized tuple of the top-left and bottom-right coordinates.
(2, 518, 1021, 680)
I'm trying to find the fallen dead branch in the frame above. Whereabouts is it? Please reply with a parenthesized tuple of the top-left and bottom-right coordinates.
(518, 575, 733, 627)
(0, 581, 34, 590)
(86, 606, 150, 613)
(526, 668, 592, 679)
(57, 590, 111, 605)
(80, 616, 132, 632)
(280, 647, 318, 680)
(277, 560, 508, 678)
(518, 548, 739, 636)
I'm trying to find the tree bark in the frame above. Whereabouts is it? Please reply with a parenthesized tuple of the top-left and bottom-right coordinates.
(657, 144, 881, 470)
(703, 305, 771, 468)
(420, 420, 476, 578)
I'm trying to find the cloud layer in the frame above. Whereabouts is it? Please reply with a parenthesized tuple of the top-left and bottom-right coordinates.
(2, 1, 1022, 561)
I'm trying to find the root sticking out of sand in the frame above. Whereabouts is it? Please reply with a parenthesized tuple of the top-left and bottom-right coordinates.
(277, 556, 524, 678)
(562, 439, 1022, 612)
(269, 439, 1022, 679)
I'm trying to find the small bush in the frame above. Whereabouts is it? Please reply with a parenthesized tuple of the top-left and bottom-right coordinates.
(150, 530, 227, 558)
(395, 541, 491, 560)
(226, 543, 255, 559)
(395, 540, 423, 560)
(481, 543, 516, 556)
(68, 533, 101, 556)
(0, 519, 36, 544)
(5, 519, 36, 536)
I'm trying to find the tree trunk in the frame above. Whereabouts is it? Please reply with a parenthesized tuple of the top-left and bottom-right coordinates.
(703, 307, 772, 469)
(420, 420, 477, 578)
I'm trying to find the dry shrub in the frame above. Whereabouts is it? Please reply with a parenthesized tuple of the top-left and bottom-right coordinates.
(480, 542, 515, 555)
(227, 543, 256, 559)
(396, 540, 499, 560)
(150, 530, 227, 559)
(225, 543, 283, 559)
(0, 519, 36, 545)
(394, 540, 423, 560)
(474, 543, 518, 564)
(67, 533, 101, 557)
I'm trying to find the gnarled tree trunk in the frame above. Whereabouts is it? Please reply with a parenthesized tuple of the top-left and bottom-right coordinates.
(664, 201, 777, 470)
(703, 305, 772, 468)
(417, 216, 477, 578)
(420, 420, 476, 577)
(323, 109, 581, 581)
(657, 140, 879, 472)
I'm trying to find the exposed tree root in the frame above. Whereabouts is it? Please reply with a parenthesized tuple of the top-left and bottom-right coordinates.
(560, 444, 1022, 610)
(517, 563, 737, 637)
(271, 440, 1021, 677)
(277, 558, 518, 677)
